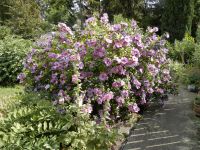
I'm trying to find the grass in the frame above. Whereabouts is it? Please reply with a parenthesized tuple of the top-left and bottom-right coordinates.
(0, 85, 24, 117)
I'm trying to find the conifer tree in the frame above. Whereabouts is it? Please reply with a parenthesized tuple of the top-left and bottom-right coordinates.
(161, 0, 195, 41)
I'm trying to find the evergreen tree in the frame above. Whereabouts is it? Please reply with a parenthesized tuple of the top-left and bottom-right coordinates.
(44, 0, 75, 26)
(0, 0, 11, 24)
(161, 0, 195, 41)
(102, 0, 145, 22)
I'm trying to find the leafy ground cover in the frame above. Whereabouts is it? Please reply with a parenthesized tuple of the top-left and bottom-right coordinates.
(0, 85, 23, 117)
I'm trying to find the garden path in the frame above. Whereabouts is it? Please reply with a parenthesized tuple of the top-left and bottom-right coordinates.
(121, 87, 200, 150)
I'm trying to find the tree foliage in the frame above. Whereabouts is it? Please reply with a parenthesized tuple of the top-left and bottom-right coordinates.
(102, 0, 145, 22)
(161, 0, 195, 41)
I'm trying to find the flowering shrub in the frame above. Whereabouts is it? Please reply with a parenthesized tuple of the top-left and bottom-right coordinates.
(19, 14, 173, 124)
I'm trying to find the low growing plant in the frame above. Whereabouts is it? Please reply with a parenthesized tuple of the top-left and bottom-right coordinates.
(195, 95, 200, 105)
(0, 92, 121, 149)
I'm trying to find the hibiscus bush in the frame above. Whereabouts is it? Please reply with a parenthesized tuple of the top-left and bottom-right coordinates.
(19, 14, 174, 125)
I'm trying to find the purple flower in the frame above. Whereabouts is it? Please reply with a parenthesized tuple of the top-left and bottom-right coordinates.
(111, 24, 122, 31)
(85, 17, 97, 26)
(79, 62, 84, 69)
(70, 54, 80, 61)
(100, 13, 109, 24)
(105, 38, 112, 44)
(133, 78, 141, 89)
(147, 88, 154, 94)
(93, 88, 102, 96)
(102, 92, 114, 102)
(110, 65, 126, 75)
(82, 104, 93, 114)
(131, 48, 141, 57)
(147, 27, 158, 33)
(103, 57, 112, 66)
(48, 53, 58, 59)
(157, 88, 164, 94)
(121, 22, 128, 28)
(127, 56, 139, 67)
(148, 64, 159, 76)
(131, 20, 137, 28)
(116, 96, 125, 107)
(121, 57, 129, 65)
(133, 34, 142, 42)
(86, 39, 97, 47)
(17, 73, 26, 83)
(72, 74, 79, 84)
(93, 47, 106, 58)
(58, 23, 73, 35)
(128, 103, 140, 113)
(45, 84, 50, 90)
(163, 69, 170, 75)
(114, 40, 123, 48)
(121, 90, 129, 98)
(141, 92, 146, 104)
(99, 72, 108, 81)
(51, 73, 58, 84)
(112, 80, 125, 88)
(123, 36, 132, 45)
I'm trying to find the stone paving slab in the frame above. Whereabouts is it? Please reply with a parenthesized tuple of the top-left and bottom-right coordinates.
(121, 87, 200, 150)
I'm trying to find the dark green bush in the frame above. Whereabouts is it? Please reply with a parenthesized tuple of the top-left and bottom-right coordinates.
(185, 66, 200, 87)
(172, 33, 196, 64)
(0, 26, 11, 40)
(192, 44, 200, 67)
(0, 35, 32, 85)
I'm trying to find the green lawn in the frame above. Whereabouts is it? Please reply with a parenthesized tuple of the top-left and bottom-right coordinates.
(0, 85, 24, 117)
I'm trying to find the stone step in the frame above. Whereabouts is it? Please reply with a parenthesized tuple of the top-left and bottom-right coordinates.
(123, 133, 182, 150)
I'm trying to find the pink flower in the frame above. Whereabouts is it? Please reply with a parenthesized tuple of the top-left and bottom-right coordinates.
(128, 103, 140, 113)
(99, 72, 108, 81)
